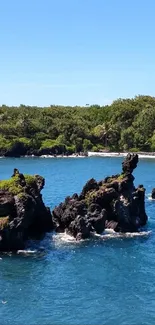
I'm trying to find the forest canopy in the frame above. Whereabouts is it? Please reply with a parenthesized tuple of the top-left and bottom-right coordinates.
(0, 95, 155, 156)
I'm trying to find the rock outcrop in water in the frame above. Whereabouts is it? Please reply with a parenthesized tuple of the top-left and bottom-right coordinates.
(52, 153, 148, 239)
(151, 188, 155, 199)
(0, 153, 148, 250)
(0, 169, 53, 251)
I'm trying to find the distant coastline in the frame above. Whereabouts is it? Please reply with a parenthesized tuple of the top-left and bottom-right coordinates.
(1, 96, 155, 158)
(1, 151, 155, 159)
(88, 151, 155, 159)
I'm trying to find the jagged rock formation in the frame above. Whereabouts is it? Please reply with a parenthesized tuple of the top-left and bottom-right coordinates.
(0, 153, 148, 250)
(0, 169, 53, 251)
(52, 154, 148, 239)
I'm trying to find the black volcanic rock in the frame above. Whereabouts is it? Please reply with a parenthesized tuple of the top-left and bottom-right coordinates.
(52, 154, 148, 239)
(0, 153, 148, 249)
(122, 153, 138, 175)
(151, 188, 155, 199)
(0, 170, 53, 251)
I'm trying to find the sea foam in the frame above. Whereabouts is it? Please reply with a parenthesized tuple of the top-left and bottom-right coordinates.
(52, 229, 151, 244)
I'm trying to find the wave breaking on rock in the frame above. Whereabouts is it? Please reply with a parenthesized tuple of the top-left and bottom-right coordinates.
(0, 153, 149, 251)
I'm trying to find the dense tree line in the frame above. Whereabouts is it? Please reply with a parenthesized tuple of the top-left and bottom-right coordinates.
(0, 95, 155, 156)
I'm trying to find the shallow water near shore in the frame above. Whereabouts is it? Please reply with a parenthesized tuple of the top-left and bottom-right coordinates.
(0, 156, 155, 325)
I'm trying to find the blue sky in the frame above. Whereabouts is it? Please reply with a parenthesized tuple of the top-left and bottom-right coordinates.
(0, 0, 155, 106)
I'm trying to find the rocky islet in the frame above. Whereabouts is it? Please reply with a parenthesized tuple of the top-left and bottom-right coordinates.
(0, 169, 53, 251)
(0, 153, 148, 250)
(52, 153, 148, 239)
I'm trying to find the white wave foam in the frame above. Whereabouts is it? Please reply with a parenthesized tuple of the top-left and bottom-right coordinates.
(88, 152, 155, 159)
(147, 194, 155, 201)
(147, 193, 155, 201)
(17, 249, 37, 255)
(40, 155, 86, 158)
(88, 152, 126, 158)
(52, 232, 77, 244)
(52, 229, 151, 244)
(98, 229, 151, 239)
(2, 152, 155, 159)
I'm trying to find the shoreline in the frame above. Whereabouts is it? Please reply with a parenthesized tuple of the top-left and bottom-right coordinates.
(1, 151, 155, 159)
(88, 152, 155, 159)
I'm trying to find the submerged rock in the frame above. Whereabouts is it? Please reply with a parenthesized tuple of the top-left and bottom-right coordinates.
(52, 153, 148, 239)
(0, 169, 53, 251)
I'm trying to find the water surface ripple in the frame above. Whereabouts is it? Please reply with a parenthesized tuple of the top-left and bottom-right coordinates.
(0, 157, 155, 325)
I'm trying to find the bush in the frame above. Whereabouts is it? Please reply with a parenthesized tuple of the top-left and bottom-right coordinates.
(40, 139, 66, 155)
(92, 144, 107, 152)
(17, 137, 31, 146)
(66, 145, 76, 155)
(40, 139, 56, 149)
(0, 176, 23, 194)
(0, 136, 13, 152)
(129, 147, 140, 153)
(83, 139, 93, 151)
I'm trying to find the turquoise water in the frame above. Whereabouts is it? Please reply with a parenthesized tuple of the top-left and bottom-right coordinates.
(0, 157, 155, 325)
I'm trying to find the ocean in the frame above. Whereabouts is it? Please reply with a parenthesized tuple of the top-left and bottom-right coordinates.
(0, 156, 155, 325)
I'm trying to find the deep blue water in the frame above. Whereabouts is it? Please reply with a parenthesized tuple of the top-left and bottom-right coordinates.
(0, 156, 155, 325)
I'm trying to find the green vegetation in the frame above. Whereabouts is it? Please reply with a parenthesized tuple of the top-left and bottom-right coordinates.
(1, 95, 155, 155)
(0, 176, 23, 194)
(85, 189, 99, 205)
(24, 175, 36, 187)
(0, 174, 36, 195)
(116, 174, 126, 181)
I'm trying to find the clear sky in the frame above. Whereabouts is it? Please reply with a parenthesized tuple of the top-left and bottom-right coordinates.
(0, 0, 155, 106)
